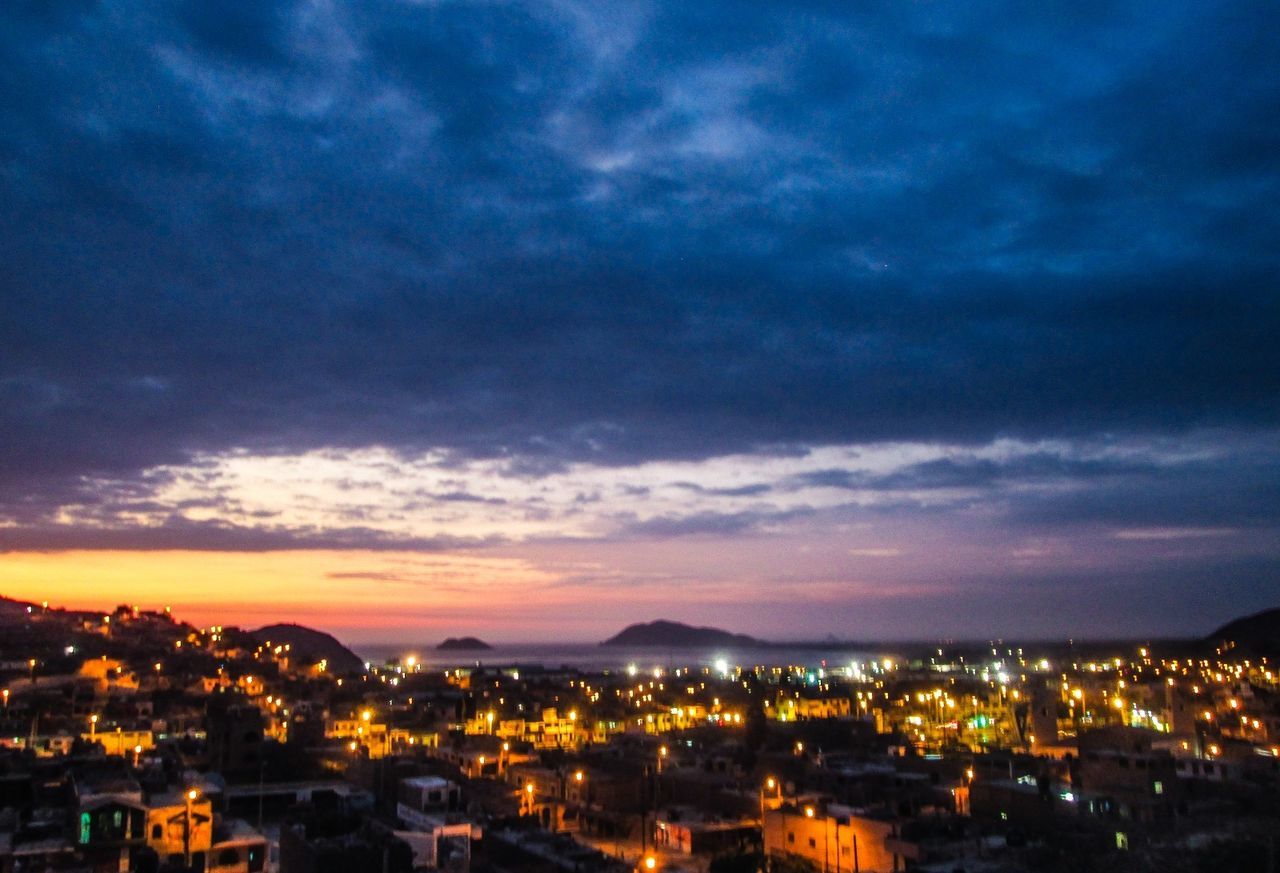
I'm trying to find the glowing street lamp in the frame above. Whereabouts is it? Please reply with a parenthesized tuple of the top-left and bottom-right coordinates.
(184, 789, 200, 867)
(759, 776, 778, 822)
(89, 714, 98, 740)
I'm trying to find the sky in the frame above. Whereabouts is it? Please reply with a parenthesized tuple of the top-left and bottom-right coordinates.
(1, 0, 1278, 645)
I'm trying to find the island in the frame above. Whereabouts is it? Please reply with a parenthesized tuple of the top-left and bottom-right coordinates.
(601, 619, 763, 648)
(437, 636, 493, 651)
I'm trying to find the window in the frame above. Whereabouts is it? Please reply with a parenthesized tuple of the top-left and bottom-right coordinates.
(808, 838, 816, 849)
(1153, 781, 1164, 795)
(152, 824, 163, 839)
(218, 849, 240, 866)
(787, 833, 795, 844)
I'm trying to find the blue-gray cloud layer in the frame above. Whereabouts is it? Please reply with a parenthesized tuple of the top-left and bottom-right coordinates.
(2, 1, 1279, 567)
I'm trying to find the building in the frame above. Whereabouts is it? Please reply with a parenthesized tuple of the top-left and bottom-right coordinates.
(763, 803, 917, 873)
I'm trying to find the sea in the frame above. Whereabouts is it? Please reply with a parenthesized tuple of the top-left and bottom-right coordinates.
(352, 642, 892, 673)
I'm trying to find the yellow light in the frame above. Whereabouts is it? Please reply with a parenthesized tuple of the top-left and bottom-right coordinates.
(574, 770, 584, 782)
(765, 777, 776, 790)
(503, 742, 510, 752)
(134, 745, 142, 754)
(644, 856, 657, 870)
(187, 789, 199, 801)
(804, 806, 815, 818)
(526, 783, 534, 794)
(1111, 697, 1124, 710)
(659, 745, 668, 757)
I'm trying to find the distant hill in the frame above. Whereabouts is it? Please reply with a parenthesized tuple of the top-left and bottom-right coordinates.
(1204, 608, 1280, 657)
(0, 596, 38, 619)
(252, 623, 366, 674)
(601, 620, 762, 648)
(437, 636, 492, 651)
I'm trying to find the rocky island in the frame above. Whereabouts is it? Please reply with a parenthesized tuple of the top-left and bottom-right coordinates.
(601, 619, 763, 648)
(437, 636, 493, 651)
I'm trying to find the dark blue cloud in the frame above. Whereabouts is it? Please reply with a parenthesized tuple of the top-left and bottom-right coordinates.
(1, 0, 1278, 548)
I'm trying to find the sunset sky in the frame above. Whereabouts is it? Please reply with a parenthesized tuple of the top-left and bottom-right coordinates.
(2, 1, 1278, 644)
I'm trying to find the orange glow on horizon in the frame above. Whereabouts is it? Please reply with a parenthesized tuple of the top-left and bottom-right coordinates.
(0, 549, 563, 637)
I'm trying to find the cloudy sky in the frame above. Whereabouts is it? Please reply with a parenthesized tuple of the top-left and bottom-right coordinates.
(2, 0, 1277, 643)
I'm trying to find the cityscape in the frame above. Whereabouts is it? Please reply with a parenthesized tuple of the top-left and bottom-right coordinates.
(1, 600, 1278, 871)
(3, 1, 1279, 872)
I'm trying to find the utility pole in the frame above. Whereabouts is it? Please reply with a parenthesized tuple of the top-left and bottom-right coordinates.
(185, 788, 200, 868)
(258, 759, 265, 830)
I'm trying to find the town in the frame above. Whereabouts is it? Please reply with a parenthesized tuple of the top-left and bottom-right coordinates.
(1, 598, 1277, 872)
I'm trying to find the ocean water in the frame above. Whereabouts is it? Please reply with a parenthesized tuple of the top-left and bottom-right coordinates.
(352, 642, 890, 672)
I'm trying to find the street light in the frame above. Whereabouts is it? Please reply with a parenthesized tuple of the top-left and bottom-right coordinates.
(89, 714, 98, 741)
(184, 789, 200, 868)
(759, 776, 777, 824)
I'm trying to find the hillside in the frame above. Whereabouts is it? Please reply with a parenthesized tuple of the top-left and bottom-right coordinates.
(601, 619, 762, 648)
(252, 623, 366, 674)
(1204, 607, 1280, 656)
